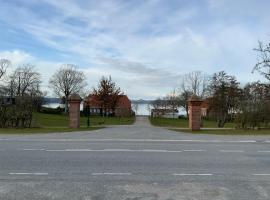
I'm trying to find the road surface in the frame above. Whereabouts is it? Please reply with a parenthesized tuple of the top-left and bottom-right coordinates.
(1, 116, 270, 199)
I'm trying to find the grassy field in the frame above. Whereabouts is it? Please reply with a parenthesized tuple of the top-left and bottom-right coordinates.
(0, 113, 135, 134)
(149, 117, 235, 128)
(32, 113, 135, 127)
(170, 128, 270, 135)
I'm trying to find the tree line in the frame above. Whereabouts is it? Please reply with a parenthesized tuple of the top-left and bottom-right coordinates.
(0, 62, 44, 128)
(0, 62, 124, 128)
(152, 40, 270, 129)
(0, 39, 269, 128)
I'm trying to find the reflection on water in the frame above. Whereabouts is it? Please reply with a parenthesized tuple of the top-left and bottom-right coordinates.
(132, 103, 151, 116)
(43, 103, 151, 115)
(42, 103, 84, 110)
(43, 103, 184, 116)
(43, 103, 150, 115)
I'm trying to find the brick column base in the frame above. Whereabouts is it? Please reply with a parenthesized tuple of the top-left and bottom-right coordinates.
(68, 94, 81, 128)
(188, 95, 203, 131)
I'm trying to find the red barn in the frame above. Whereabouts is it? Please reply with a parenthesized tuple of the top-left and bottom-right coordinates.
(84, 94, 132, 117)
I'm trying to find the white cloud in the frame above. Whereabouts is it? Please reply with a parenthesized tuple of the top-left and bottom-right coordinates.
(0, 0, 269, 99)
(0, 50, 62, 95)
(0, 50, 33, 67)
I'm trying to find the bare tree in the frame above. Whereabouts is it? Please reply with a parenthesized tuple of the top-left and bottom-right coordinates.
(178, 71, 208, 117)
(0, 64, 44, 128)
(0, 59, 11, 80)
(165, 89, 180, 118)
(49, 64, 87, 112)
(151, 98, 163, 110)
(8, 64, 41, 97)
(180, 71, 209, 98)
(179, 90, 193, 118)
(253, 41, 270, 81)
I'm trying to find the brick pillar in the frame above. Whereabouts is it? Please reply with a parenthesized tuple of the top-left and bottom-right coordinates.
(188, 95, 203, 131)
(68, 94, 81, 128)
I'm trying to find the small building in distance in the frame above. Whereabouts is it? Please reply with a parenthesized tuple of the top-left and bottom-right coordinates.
(84, 94, 132, 117)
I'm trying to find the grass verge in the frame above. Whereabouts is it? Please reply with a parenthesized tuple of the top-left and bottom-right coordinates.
(149, 117, 235, 128)
(0, 127, 103, 134)
(170, 128, 270, 135)
(33, 113, 135, 127)
(0, 112, 135, 134)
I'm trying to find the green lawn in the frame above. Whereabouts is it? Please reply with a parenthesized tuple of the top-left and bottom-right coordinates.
(32, 113, 135, 127)
(0, 127, 102, 134)
(0, 113, 135, 134)
(170, 128, 270, 135)
(149, 117, 235, 128)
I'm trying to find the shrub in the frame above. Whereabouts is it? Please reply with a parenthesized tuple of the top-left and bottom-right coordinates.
(39, 106, 64, 115)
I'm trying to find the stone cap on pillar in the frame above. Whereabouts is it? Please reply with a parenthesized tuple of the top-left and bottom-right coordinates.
(188, 95, 203, 106)
(68, 94, 82, 103)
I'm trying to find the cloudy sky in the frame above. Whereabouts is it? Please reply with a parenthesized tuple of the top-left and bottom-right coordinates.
(0, 0, 269, 99)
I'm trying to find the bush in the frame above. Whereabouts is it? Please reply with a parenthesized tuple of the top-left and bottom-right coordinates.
(39, 106, 64, 115)
(0, 96, 34, 128)
(178, 115, 187, 119)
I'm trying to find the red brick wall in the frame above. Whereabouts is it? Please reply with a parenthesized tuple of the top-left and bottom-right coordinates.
(188, 101, 203, 131)
(69, 101, 80, 128)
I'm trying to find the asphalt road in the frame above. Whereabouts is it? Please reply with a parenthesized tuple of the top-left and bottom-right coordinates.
(1, 117, 270, 200)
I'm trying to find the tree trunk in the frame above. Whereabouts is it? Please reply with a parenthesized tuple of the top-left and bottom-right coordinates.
(64, 101, 68, 113)
(185, 106, 189, 119)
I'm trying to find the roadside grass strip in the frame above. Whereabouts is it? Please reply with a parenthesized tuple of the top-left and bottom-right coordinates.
(0, 138, 258, 143)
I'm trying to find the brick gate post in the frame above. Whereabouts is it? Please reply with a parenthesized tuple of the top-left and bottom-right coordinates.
(68, 94, 81, 128)
(188, 95, 203, 131)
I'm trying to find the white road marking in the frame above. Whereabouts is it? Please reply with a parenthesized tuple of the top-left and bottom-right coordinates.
(141, 149, 168, 152)
(46, 150, 66, 152)
(22, 149, 45, 151)
(173, 173, 213, 176)
(9, 172, 48, 175)
(45, 149, 182, 153)
(183, 150, 205, 152)
(219, 150, 244, 153)
(253, 174, 270, 176)
(64, 149, 93, 152)
(0, 138, 257, 143)
(258, 151, 270, 153)
(92, 173, 131, 176)
(162, 150, 182, 153)
(103, 149, 132, 151)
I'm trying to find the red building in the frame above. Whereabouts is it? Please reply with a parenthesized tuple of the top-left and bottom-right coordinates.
(84, 94, 132, 117)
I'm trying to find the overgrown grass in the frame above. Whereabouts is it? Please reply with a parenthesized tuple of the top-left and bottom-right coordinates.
(149, 117, 235, 128)
(0, 113, 135, 134)
(170, 128, 270, 135)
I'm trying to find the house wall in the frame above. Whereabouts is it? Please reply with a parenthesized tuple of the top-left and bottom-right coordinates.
(84, 94, 132, 117)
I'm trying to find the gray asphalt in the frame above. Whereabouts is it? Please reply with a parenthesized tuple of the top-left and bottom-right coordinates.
(1, 116, 270, 200)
